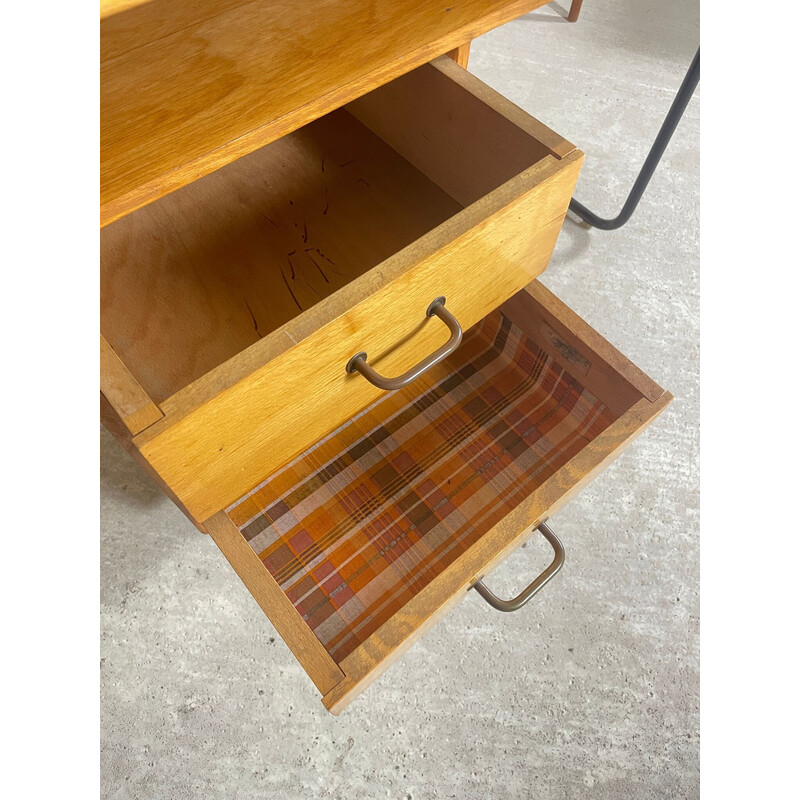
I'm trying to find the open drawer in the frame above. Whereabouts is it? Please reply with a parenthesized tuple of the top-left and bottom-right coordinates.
(100, 56, 583, 526)
(204, 281, 672, 713)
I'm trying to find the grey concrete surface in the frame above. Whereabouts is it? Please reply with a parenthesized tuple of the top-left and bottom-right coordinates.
(101, 2, 699, 797)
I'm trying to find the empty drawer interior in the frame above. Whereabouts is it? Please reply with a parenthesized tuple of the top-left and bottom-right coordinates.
(100, 61, 566, 405)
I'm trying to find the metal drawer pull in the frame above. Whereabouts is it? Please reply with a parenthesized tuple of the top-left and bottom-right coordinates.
(345, 297, 463, 391)
(472, 522, 565, 612)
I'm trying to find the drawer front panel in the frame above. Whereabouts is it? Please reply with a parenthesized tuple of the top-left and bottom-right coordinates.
(136, 154, 583, 522)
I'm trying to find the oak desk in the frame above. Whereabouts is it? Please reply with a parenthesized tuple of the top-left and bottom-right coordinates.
(100, 0, 670, 713)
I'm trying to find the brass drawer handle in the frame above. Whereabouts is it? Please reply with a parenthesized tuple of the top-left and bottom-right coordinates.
(345, 297, 463, 391)
(472, 521, 565, 612)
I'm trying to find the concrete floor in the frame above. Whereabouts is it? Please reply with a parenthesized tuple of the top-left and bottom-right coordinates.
(100, 2, 699, 797)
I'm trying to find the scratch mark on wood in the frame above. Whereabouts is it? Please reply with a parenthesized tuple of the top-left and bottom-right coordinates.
(305, 250, 331, 284)
(358, 177, 370, 187)
(305, 247, 350, 279)
(244, 301, 262, 338)
(280, 268, 302, 311)
(323, 186, 329, 216)
(339, 159, 355, 168)
(305, 247, 336, 266)
(302, 221, 308, 243)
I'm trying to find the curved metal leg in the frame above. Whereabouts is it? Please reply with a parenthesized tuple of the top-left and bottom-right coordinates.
(472, 521, 565, 612)
(569, 47, 700, 230)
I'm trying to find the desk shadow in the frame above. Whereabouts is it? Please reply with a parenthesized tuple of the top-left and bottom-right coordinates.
(100, 425, 200, 597)
(519, 13, 568, 24)
(518, 3, 569, 23)
(550, 210, 593, 266)
(100, 426, 164, 511)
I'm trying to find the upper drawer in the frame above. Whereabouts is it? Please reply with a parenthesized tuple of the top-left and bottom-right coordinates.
(100, 57, 583, 524)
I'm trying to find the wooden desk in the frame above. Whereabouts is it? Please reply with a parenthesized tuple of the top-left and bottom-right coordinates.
(101, 0, 669, 713)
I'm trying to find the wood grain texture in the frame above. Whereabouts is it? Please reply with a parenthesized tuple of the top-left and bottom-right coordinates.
(204, 512, 345, 694)
(135, 153, 584, 523)
(322, 393, 672, 713)
(100, 335, 163, 434)
(100, 0, 550, 225)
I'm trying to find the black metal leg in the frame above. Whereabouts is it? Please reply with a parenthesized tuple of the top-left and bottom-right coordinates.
(569, 48, 700, 230)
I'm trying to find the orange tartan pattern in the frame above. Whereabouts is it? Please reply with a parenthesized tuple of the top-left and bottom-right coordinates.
(227, 311, 617, 661)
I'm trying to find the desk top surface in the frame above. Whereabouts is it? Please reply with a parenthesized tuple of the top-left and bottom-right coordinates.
(100, 0, 545, 226)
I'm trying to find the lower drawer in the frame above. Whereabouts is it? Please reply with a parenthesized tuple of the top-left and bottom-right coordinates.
(204, 280, 672, 713)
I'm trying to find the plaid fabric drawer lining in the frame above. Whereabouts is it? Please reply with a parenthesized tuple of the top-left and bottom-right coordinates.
(227, 310, 617, 662)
